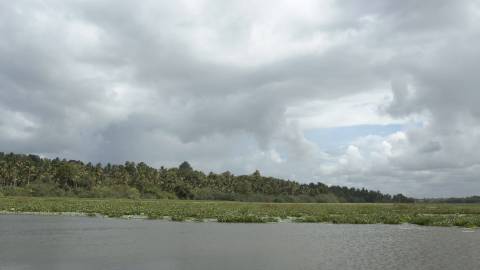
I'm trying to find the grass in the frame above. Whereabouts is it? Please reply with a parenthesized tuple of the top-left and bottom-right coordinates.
(0, 196, 479, 227)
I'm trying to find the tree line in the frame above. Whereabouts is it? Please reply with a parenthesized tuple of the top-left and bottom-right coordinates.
(0, 152, 414, 203)
(419, 196, 480, 204)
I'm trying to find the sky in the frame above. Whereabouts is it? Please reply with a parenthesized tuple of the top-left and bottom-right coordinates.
(1, 0, 480, 198)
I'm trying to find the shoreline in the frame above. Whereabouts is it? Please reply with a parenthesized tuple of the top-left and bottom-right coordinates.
(0, 210, 478, 230)
(0, 210, 290, 223)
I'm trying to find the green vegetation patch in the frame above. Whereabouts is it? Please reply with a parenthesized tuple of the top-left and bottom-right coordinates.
(0, 152, 415, 204)
(1, 197, 479, 228)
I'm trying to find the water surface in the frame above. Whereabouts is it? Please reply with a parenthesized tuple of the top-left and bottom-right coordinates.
(0, 215, 479, 270)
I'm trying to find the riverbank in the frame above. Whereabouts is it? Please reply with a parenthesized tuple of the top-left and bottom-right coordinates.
(1, 196, 479, 227)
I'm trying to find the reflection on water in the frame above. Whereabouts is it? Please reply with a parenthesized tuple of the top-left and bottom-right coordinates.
(0, 215, 479, 270)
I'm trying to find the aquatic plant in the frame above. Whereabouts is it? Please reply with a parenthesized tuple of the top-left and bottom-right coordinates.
(0, 197, 479, 227)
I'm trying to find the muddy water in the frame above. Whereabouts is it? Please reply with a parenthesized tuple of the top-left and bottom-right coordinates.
(0, 215, 479, 270)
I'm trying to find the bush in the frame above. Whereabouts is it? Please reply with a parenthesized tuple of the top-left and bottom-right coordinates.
(74, 188, 94, 198)
(0, 186, 31, 197)
(142, 185, 177, 199)
(193, 188, 236, 201)
(28, 182, 65, 197)
(174, 185, 194, 199)
(313, 193, 340, 203)
(90, 185, 141, 199)
(191, 191, 341, 203)
(154, 191, 177, 199)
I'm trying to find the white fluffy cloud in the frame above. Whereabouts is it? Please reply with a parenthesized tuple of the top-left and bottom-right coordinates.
(1, 0, 479, 197)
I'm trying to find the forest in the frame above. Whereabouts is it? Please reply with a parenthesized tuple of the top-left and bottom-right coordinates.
(0, 152, 414, 203)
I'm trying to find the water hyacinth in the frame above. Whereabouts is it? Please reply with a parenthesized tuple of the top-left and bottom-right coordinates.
(1, 197, 480, 228)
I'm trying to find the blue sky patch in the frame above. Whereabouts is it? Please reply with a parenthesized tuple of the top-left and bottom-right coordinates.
(305, 124, 404, 152)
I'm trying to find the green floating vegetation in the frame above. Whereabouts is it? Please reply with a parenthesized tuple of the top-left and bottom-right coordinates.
(217, 215, 278, 223)
(0, 197, 480, 228)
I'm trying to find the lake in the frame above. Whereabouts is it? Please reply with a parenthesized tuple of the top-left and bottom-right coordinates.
(0, 215, 479, 270)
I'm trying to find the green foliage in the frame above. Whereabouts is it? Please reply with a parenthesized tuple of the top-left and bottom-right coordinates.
(91, 185, 140, 199)
(0, 186, 32, 197)
(1, 197, 479, 227)
(0, 151, 415, 203)
(174, 185, 194, 199)
(28, 182, 66, 197)
(142, 185, 177, 199)
(421, 196, 480, 203)
(171, 215, 186, 222)
(217, 215, 268, 223)
(179, 161, 193, 173)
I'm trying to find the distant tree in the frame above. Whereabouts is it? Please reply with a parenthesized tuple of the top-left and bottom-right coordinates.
(174, 184, 193, 199)
(0, 152, 418, 203)
(179, 161, 193, 173)
(393, 193, 414, 203)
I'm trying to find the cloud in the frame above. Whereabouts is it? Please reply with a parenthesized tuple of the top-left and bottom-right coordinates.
(0, 0, 479, 197)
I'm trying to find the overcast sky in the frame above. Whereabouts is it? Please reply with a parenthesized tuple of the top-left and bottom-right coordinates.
(1, 0, 480, 197)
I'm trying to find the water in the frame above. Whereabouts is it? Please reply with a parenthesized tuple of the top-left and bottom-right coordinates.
(0, 215, 479, 270)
